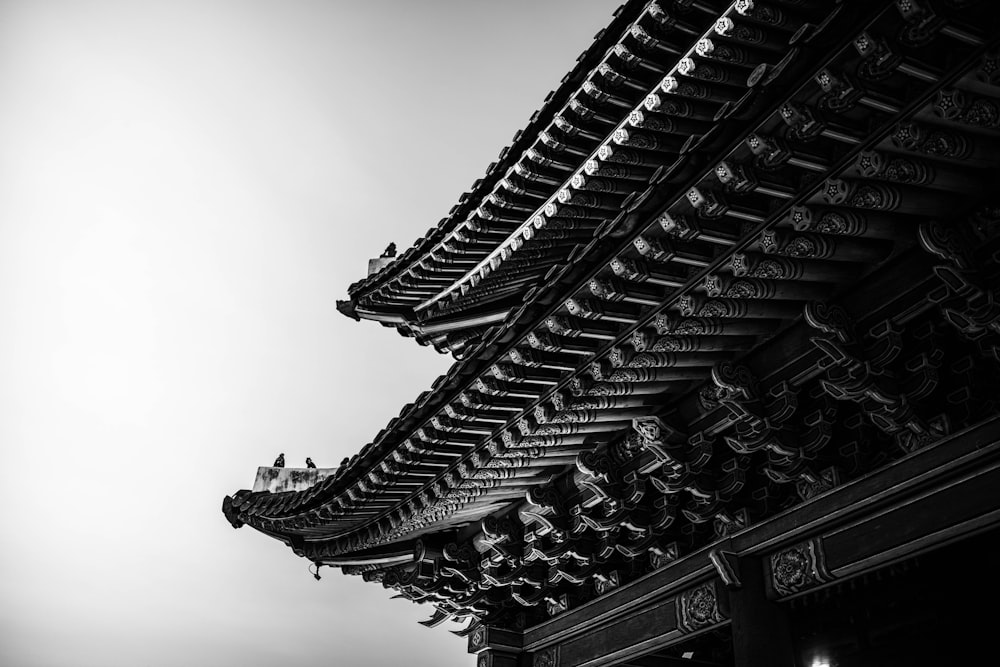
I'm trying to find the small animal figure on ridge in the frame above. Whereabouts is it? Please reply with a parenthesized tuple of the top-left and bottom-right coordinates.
(273, 453, 285, 468)
(305, 457, 316, 469)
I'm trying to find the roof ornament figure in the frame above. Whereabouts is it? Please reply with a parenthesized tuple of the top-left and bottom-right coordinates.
(305, 457, 316, 469)
(273, 453, 285, 468)
(381, 242, 396, 258)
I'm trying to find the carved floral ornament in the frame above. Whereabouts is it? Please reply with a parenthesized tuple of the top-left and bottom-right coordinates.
(677, 581, 727, 633)
(769, 538, 833, 597)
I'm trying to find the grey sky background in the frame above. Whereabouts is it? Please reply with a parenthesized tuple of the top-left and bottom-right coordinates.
(0, 1, 619, 666)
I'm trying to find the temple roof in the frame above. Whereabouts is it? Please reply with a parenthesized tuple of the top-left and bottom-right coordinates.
(226, 0, 1000, 631)
(337, 1, 752, 356)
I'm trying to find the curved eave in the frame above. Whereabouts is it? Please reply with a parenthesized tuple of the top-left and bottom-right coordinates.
(412, 307, 513, 337)
(344, 0, 646, 297)
(313, 542, 416, 568)
(319, 553, 414, 567)
(354, 307, 409, 324)
(227, 1, 1000, 566)
(344, 0, 714, 322)
(226, 0, 853, 554)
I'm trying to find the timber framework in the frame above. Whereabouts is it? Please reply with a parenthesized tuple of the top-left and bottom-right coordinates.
(224, 1, 1000, 665)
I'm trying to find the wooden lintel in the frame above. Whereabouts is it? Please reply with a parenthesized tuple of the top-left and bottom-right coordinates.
(526, 579, 730, 667)
(468, 625, 524, 655)
(618, 654, 724, 667)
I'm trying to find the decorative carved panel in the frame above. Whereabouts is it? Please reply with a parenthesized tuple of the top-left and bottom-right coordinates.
(769, 538, 833, 597)
(677, 581, 727, 633)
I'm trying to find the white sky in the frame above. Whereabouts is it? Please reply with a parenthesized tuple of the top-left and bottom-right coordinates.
(0, 1, 620, 666)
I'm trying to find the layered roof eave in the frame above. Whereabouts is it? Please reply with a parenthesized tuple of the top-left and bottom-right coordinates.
(226, 0, 1000, 595)
(230, 0, 874, 551)
(341, 0, 725, 352)
(343, 0, 647, 297)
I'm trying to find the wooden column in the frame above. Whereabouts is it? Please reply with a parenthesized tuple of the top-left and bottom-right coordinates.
(724, 554, 795, 667)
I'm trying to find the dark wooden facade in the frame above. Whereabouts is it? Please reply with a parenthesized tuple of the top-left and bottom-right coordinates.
(224, 1, 1000, 665)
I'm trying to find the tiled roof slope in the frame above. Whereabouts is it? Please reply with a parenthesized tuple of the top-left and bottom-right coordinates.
(337, 1, 742, 356)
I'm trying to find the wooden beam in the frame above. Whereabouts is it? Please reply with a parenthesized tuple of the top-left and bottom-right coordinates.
(618, 653, 723, 667)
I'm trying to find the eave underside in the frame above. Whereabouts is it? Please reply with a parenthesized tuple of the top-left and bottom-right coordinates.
(224, 0, 1000, 637)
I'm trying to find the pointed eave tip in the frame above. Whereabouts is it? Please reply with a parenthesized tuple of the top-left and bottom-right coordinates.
(336, 299, 360, 321)
(222, 495, 245, 529)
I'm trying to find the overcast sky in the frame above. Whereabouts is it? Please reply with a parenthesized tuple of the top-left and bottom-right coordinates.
(0, 2, 620, 666)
